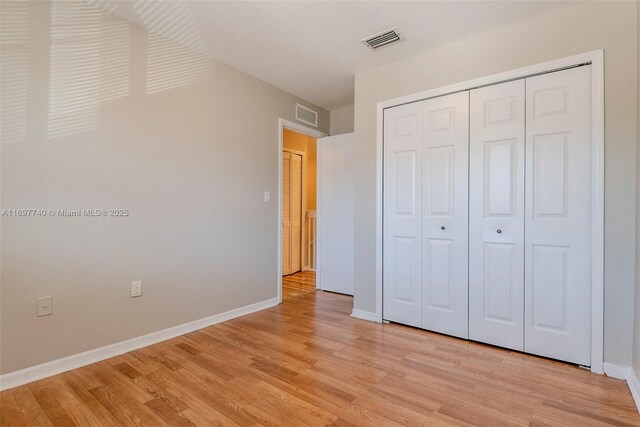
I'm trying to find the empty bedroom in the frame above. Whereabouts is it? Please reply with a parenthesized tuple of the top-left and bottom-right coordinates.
(1, 1, 640, 425)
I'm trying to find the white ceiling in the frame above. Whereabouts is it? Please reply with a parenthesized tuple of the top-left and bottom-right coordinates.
(93, 1, 579, 111)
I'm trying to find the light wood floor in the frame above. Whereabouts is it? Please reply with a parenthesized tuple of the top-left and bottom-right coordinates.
(1, 290, 638, 426)
(282, 270, 316, 301)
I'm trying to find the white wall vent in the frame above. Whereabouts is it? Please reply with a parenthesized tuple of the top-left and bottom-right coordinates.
(362, 28, 402, 50)
(296, 104, 318, 127)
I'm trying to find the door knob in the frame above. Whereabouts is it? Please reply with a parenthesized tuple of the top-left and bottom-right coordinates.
(496, 229, 502, 234)
(440, 226, 445, 230)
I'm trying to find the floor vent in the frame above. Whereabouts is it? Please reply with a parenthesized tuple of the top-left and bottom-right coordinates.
(362, 28, 402, 50)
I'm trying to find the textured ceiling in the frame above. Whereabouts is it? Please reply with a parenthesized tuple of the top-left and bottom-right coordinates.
(90, 1, 579, 110)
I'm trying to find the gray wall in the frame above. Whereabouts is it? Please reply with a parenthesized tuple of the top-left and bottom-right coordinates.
(330, 106, 355, 135)
(353, 1, 638, 366)
(0, 1, 328, 374)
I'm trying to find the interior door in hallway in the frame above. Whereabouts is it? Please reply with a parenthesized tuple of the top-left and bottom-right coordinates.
(282, 151, 303, 275)
(317, 133, 354, 295)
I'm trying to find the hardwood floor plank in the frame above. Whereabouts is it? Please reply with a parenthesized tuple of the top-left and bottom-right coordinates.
(144, 398, 194, 427)
(0, 390, 31, 427)
(160, 367, 257, 426)
(29, 382, 77, 426)
(1, 290, 638, 426)
(62, 371, 121, 426)
(10, 386, 53, 427)
(147, 370, 240, 426)
(88, 386, 149, 427)
(283, 271, 316, 300)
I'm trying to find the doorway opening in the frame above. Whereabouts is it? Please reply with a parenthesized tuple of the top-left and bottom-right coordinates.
(277, 119, 354, 305)
(280, 126, 321, 302)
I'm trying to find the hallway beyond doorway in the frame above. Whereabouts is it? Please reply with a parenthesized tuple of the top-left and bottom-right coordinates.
(282, 271, 316, 301)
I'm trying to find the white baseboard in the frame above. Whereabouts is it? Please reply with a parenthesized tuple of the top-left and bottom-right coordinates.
(0, 296, 279, 391)
(628, 368, 640, 413)
(604, 362, 632, 380)
(604, 362, 640, 413)
(351, 309, 378, 322)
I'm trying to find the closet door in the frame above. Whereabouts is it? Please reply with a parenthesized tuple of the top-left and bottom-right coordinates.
(383, 101, 423, 327)
(469, 80, 525, 350)
(524, 66, 592, 365)
(290, 153, 302, 273)
(282, 152, 292, 275)
(421, 92, 469, 338)
(282, 151, 302, 276)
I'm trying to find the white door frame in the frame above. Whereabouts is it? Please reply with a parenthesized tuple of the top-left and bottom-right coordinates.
(278, 119, 326, 303)
(375, 50, 604, 373)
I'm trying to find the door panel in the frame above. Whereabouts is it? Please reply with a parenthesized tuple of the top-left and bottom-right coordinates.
(291, 153, 302, 273)
(421, 91, 469, 338)
(383, 101, 422, 327)
(394, 237, 418, 301)
(469, 79, 525, 351)
(318, 133, 354, 295)
(484, 138, 517, 216)
(483, 243, 517, 323)
(524, 66, 592, 365)
(282, 152, 291, 275)
(395, 151, 417, 215)
(425, 238, 454, 307)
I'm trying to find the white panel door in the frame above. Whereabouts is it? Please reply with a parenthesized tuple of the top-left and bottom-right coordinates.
(290, 153, 302, 273)
(282, 152, 292, 275)
(524, 66, 592, 365)
(421, 92, 469, 338)
(318, 133, 354, 295)
(383, 102, 423, 327)
(469, 80, 525, 351)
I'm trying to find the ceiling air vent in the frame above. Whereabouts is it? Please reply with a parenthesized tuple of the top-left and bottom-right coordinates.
(296, 104, 318, 127)
(362, 28, 402, 50)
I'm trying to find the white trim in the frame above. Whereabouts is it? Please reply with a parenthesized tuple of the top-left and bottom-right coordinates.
(375, 102, 384, 323)
(604, 362, 633, 380)
(589, 50, 605, 375)
(628, 369, 640, 413)
(316, 138, 323, 290)
(351, 309, 378, 322)
(374, 50, 605, 373)
(603, 363, 640, 414)
(278, 119, 326, 302)
(0, 297, 279, 391)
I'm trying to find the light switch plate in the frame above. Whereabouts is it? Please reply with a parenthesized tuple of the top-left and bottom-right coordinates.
(37, 296, 52, 317)
(264, 191, 271, 203)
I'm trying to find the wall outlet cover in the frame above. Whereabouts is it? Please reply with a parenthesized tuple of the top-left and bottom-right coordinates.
(131, 280, 142, 298)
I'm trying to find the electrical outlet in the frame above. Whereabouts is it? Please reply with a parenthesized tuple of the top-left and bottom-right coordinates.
(131, 280, 142, 298)
(264, 191, 271, 203)
(37, 296, 52, 317)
